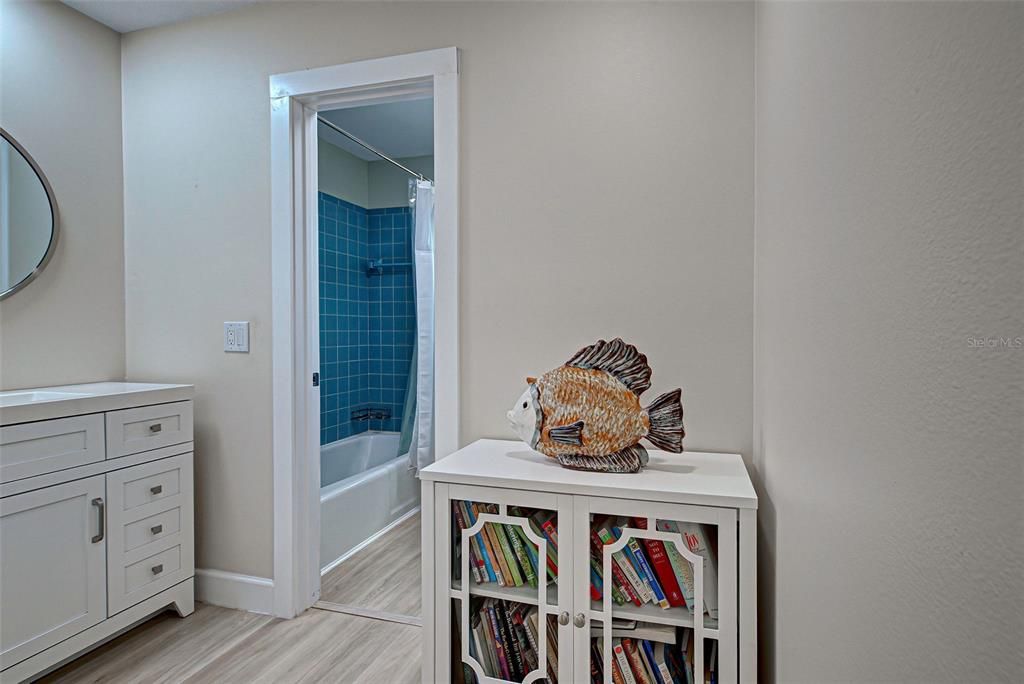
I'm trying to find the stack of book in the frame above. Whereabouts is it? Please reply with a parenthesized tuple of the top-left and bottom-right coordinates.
(589, 624, 717, 684)
(589, 517, 718, 618)
(463, 598, 558, 683)
(452, 501, 558, 589)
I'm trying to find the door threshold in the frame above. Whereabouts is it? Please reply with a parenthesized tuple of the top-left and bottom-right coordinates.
(313, 600, 423, 627)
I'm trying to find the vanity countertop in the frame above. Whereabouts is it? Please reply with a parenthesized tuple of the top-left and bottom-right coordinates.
(0, 382, 194, 426)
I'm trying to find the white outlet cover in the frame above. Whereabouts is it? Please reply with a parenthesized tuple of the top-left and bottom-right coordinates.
(224, 321, 250, 352)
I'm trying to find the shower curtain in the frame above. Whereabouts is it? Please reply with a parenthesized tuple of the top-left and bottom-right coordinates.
(400, 179, 435, 472)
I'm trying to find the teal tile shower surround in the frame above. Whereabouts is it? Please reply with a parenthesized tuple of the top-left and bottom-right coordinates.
(319, 192, 415, 444)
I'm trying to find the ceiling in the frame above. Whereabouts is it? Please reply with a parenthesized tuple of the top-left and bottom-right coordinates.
(62, 0, 262, 33)
(319, 98, 434, 162)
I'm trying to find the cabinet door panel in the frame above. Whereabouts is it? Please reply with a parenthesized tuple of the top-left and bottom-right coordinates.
(576, 496, 737, 684)
(0, 475, 107, 670)
(442, 484, 573, 684)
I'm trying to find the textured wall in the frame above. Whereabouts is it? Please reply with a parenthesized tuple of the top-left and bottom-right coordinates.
(0, 0, 124, 390)
(754, 2, 1024, 681)
(122, 1, 754, 578)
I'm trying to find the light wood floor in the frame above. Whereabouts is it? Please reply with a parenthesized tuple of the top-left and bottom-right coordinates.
(319, 512, 422, 618)
(40, 603, 421, 683)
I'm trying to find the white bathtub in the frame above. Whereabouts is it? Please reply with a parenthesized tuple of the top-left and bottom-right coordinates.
(320, 431, 420, 573)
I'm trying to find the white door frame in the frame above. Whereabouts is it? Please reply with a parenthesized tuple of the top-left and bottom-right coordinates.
(269, 48, 460, 618)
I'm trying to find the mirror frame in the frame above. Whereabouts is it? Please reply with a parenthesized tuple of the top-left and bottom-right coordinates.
(0, 127, 60, 301)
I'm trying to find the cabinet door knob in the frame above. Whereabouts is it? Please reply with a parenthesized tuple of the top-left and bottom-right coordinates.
(151, 564, 163, 575)
(150, 485, 163, 495)
(151, 524, 163, 535)
(149, 423, 163, 433)
(557, 611, 569, 626)
(573, 613, 586, 628)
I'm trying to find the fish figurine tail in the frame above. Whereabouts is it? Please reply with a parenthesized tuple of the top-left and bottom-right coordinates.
(644, 388, 684, 452)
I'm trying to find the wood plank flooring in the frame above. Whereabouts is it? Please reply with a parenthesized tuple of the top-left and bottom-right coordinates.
(39, 603, 421, 683)
(319, 512, 421, 617)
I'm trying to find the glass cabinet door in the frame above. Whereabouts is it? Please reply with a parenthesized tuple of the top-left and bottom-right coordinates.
(574, 497, 737, 684)
(445, 485, 573, 684)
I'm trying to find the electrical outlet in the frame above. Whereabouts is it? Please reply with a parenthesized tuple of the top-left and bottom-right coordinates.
(224, 321, 249, 352)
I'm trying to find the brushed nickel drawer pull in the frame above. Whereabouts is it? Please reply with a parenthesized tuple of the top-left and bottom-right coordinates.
(91, 498, 105, 543)
(150, 485, 162, 495)
(149, 423, 162, 433)
(151, 524, 163, 535)
(151, 564, 163, 575)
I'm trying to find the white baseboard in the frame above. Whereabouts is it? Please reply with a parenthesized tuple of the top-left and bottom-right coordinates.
(196, 568, 274, 615)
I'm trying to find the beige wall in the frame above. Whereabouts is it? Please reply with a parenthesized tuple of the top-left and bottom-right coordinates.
(0, 0, 124, 390)
(754, 2, 1023, 681)
(367, 155, 433, 209)
(318, 139, 368, 207)
(122, 1, 754, 578)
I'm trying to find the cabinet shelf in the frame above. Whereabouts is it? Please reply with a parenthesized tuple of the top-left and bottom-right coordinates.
(450, 579, 559, 609)
(590, 602, 719, 637)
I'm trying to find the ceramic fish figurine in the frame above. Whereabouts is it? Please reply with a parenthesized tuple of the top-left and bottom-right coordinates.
(506, 338, 684, 473)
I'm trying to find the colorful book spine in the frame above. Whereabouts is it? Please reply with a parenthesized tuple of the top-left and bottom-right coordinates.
(498, 602, 525, 680)
(617, 528, 669, 610)
(508, 524, 538, 587)
(623, 638, 653, 684)
(512, 525, 542, 582)
(657, 520, 695, 609)
(494, 523, 524, 586)
(594, 527, 649, 604)
(613, 639, 638, 684)
(632, 518, 686, 608)
(486, 601, 511, 680)
(485, 521, 513, 586)
(533, 516, 559, 580)
(678, 522, 719, 619)
(476, 504, 507, 587)
(642, 640, 667, 684)
(461, 501, 496, 584)
(452, 503, 483, 583)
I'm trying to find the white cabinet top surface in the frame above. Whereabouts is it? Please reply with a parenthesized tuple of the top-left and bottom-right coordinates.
(0, 382, 194, 426)
(422, 439, 758, 509)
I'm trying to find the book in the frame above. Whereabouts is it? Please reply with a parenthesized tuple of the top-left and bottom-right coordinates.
(631, 517, 686, 608)
(452, 502, 483, 583)
(462, 501, 498, 584)
(596, 526, 651, 603)
(485, 601, 510, 680)
(484, 520, 514, 587)
(641, 640, 666, 684)
(507, 523, 538, 587)
(511, 524, 542, 581)
(590, 640, 604, 684)
(656, 520, 695, 609)
(497, 601, 524, 680)
(493, 522, 524, 586)
(476, 504, 507, 587)
(677, 522, 719, 619)
(622, 638, 653, 684)
(651, 642, 673, 684)
(612, 639, 638, 684)
(611, 527, 668, 610)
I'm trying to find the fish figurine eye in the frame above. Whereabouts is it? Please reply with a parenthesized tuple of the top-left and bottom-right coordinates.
(522, 401, 528, 409)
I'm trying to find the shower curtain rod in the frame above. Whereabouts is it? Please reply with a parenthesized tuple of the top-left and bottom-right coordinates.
(317, 116, 433, 184)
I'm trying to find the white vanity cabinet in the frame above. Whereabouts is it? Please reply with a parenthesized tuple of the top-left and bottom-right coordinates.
(421, 440, 758, 684)
(0, 383, 195, 683)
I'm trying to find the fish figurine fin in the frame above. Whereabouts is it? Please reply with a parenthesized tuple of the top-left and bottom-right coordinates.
(547, 420, 584, 446)
(556, 444, 648, 474)
(644, 388, 684, 452)
(565, 338, 652, 396)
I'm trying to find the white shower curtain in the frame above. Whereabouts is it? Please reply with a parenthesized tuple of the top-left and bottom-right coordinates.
(409, 179, 435, 472)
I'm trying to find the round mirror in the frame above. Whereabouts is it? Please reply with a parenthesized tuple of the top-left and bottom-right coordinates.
(1, 128, 59, 300)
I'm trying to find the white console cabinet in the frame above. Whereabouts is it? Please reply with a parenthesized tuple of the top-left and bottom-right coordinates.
(421, 439, 758, 684)
(0, 383, 195, 683)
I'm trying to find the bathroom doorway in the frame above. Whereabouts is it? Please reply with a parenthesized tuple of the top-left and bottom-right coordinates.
(314, 99, 433, 622)
(269, 49, 459, 620)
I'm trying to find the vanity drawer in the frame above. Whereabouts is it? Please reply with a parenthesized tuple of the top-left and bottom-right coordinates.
(0, 414, 105, 484)
(123, 506, 181, 553)
(105, 401, 193, 459)
(106, 453, 194, 614)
